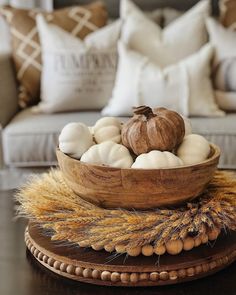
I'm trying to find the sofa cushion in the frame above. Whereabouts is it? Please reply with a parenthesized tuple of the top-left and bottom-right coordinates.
(2, 109, 236, 168)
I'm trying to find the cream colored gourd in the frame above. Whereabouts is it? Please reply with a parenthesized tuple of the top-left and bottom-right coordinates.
(59, 122, 93, 159)
(177, 134, 210, 165)
(80, 141, 133, 168)
(132, 151, 183, 169)
(93, 117, 122, 144)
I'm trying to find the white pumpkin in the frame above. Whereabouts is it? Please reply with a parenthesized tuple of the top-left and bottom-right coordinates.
(93, 117, 121, 144)
(59, 122, 93, 159)
(181, 116, 192, 136)
(177, 134, 210, 165)
(80, 141, 133, 168)
(132, 151, 183, 169)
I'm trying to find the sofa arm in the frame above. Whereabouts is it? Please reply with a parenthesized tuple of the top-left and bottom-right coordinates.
(0, 52, 19, 128)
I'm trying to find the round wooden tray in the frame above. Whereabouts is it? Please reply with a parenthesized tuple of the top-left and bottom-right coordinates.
(25, 223, 236, 287)
(56, 144, 220, 209)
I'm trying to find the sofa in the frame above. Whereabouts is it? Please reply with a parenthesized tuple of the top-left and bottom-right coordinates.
(1, 0, 236, 176)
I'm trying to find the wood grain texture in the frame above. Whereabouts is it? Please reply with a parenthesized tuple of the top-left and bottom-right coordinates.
(56, 144, 220, 209)
(25, 223, 236, 287)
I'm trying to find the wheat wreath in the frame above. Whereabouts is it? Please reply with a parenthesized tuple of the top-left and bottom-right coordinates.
(16, 170, 236, 256)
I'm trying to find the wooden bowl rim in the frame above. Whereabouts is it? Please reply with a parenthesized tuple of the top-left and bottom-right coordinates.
(57, 143, 220, 172)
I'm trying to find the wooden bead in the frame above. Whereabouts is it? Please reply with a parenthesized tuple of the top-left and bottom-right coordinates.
(186, 267, 195, 277)
(166, 240, 183, 255)
(159, 271, 169, 281)
(202, 263, 210, 272)
(209, 261, 217, 270)
(142, 244, 154, 256)
(47, 257, 55, 267)
(66, 265, 75, 274)
(216, 259, 222, 267)
(30, 245, 35, 253)
(154, 244, 166, 256)
(83, 268, 92, 278)
(195, 265, 203, 274)
(127, 247, 141, 257)
(150, 272, 159, 281)
(33, 248, 40, 257)
(38, 252, 44, 261)
(91, 244, 103, 251)
(223, 256, 229, 264)
(139, 273, 149, 281)
(75, 267, 83, 276)
(169, 270, 178, 280)
(60, 263, 67, 272)
(101, 271, 111, 281)
(115, 244, 126, 253)
(120, 272, 130, 283)
(183, 237, 195, 251)
(42, 255, 48, 263)
(130, 273, 139, 283)
(178, 269, 186, 278)
(201, 234, 208, 244)
(92, 269, 101, 279)
(53, 261, 61, 270)
(104, 244, 115, 252)
(111, 272, 120, 282)
(194, 236, 202, 247)
(208, 229, 220, 241)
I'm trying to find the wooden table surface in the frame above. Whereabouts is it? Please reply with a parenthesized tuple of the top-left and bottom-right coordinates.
(0, 190, 236, 295)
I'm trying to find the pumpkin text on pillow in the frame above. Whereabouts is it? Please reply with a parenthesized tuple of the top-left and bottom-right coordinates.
(33, 15, 121, 113)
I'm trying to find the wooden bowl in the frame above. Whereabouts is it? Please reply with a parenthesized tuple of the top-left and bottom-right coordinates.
(56, 144, 220, 210)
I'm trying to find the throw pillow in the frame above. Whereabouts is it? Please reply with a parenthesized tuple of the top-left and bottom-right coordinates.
(207, 18, 236, 91)
(219, 0, 236, 29)
(102, 42, 224, 117)
(0, 2, 107, 108)
(120, 0, 209, 67)
(215, 91, 236, 111)
(33, 15, 121, 113)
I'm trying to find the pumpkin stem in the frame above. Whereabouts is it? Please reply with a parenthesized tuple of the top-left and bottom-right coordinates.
(133, 106, 154, 119)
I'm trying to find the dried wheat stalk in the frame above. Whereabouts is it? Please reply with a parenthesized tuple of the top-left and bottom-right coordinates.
(16, 170, 236, 249)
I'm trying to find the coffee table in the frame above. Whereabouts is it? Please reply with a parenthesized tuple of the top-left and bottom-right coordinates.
(0, 190, 236, 295)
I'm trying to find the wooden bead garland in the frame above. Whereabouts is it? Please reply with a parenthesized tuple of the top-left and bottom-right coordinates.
(25, 227, 236, 286)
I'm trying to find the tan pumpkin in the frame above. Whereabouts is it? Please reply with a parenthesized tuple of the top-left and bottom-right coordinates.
(121, 106, 185, 155)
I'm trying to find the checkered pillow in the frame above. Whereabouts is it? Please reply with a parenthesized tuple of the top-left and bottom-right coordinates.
(0, 2, 107, 108)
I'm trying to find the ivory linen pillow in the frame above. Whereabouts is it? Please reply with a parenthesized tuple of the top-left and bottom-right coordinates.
(0, 2, 107, 108)
(207, 18, 236, 91)
(33, 15, 121, 113)
(120, 0, 209, 67)
(102, 43, 224, 117)
(207, 17, 236, 110)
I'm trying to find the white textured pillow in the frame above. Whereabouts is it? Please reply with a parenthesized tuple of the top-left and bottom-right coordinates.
(120, 0, 209, 67)
(33, 15, 121, 113)
(215, 91, 236, 111)
(102, 43, 224, 117)
(206, 17, 236, 111)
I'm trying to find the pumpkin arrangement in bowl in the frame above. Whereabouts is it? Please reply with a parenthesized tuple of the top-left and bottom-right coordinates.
(57, 105, 220, 209)
(59, 105, 215, 169)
